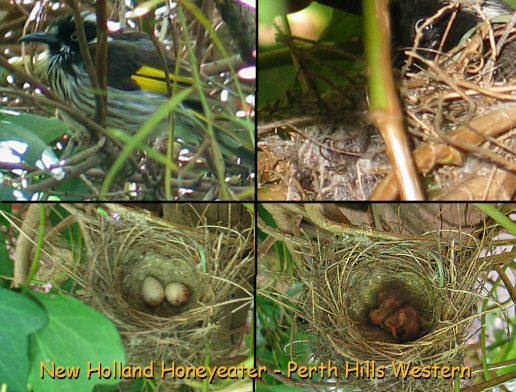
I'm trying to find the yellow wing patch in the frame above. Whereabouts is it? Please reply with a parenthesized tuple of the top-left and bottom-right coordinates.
(131, 65, 195, 95)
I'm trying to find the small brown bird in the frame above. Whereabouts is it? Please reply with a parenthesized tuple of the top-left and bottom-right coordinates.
(369, 289, 420, 343)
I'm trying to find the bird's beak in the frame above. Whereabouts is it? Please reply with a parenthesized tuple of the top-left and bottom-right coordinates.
(19, 32, 60, 46)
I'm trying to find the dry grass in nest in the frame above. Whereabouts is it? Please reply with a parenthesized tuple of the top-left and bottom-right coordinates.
(303, 234, 487, 391)
(258, 80, 386, 200)
(258, 6, 516, 200)
(258, 204, 499, 391)
(61, 205, 254, 380)
(400, 8, 516, 199)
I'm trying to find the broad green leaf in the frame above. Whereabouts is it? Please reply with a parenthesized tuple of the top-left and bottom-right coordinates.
(27, 292, 125, 392)
(0, 122, 65, 181)
(0, 186, 32, 201)
(54, 177, 92, 200)
(0, 110, 69, 143)
(0, 287, 48, 392)
(257, 63, 296, 106)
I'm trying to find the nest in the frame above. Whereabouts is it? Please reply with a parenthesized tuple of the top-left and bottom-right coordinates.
(305, 235, 485, 391)
(400, 6, 516, 199)
(258, 4, 516, 200)
(258, 204, 498, 391)
(64, 204, 254, 380)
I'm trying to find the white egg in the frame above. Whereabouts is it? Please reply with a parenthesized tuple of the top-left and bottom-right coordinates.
(142, 277, 164, 306)
(165, 282, 190, 306)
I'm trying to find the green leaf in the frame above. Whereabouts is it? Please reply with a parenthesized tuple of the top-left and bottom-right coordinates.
(0, 230, 13, 279)
(257, 0, 289, 24)
(474, 203, 516, 237)
(55, 178, 91, 200)
(0, 186, 31, 201)
(0, 202, 11, 228)
(0, 287, 48, 392)
(26, 292, 125, 392)
(258, 63, 296, 106)
(0, 122, 65, 181)
(0, 110, 69, 143)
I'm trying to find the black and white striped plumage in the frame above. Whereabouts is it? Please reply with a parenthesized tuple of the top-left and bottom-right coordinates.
(42, 42, 172, 135)
(20, 11, 258, 169)
(20, 12, 204, 141)
(390, 0, 514, 58)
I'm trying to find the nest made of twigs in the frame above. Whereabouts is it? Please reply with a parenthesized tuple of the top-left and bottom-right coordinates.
(258, 204, 497, 391)
(400, 6, 516, 199)
(64, 204, 254, 379)
(258, 4, 516, 200)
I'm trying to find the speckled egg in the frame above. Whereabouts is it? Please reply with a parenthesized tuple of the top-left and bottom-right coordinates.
(142, 277, 165, 306)
(164, 282, 190, 306)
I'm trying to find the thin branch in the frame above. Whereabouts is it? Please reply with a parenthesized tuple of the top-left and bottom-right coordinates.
(363, 0, 424, 199)
(94, 0, 108, 126)
(68, 0, 106, 126)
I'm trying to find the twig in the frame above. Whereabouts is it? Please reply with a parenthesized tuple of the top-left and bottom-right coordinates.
(69, 0, 106, 126)
(494, 264, 516, 303)
(363, 0, 424, 199)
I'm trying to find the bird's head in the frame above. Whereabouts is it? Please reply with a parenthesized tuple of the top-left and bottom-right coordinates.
(313, 0, 515, 66)
(19, 12, 98, 59)
(390, 0, 514, 59)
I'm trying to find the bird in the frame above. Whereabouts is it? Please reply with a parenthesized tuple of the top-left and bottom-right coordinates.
(389, 0, 516, 78)
(369, 288, 421, 343)
(369, 289, 404, 324)
(311, 0, 516, 78)
(383, 306, 420, 343)
(19, 11, 254, 167)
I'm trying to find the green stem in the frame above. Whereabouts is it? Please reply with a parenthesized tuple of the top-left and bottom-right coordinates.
(474, 203, 516, 237)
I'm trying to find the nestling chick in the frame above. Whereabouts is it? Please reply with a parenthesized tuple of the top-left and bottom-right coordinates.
(383, 306, 420, 343)
(369, 289, 404, 324)
(369, 288, 421, 343)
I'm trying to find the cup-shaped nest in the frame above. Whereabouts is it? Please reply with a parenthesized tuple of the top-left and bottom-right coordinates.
(301, 233, 485, 392)
(67, 205, 254, 377)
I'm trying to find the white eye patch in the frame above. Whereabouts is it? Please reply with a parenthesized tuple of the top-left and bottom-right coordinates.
(81, 11, 97, 23)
